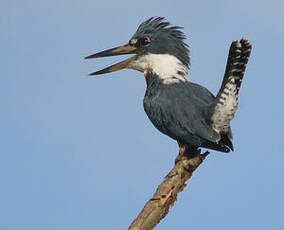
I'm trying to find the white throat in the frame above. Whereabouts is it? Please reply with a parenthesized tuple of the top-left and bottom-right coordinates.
(128, 54, 188, 84)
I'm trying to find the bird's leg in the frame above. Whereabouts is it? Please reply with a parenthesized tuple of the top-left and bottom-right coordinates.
(176, 142, 197, 164)
(178, 142, 186, 155)
(179, 142, 200, 156)
(176, 142, 210, 165)
(175, 142, 186, 164)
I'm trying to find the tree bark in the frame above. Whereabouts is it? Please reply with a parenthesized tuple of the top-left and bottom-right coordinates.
(128, 145, 210, 230)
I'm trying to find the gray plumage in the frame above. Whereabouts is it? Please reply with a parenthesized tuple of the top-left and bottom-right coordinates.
(85, 17, 252, 153)
(137, 18, 251, 152)
(130, 17, 190, 68)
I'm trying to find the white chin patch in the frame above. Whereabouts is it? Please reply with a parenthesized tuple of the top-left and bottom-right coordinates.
(128, 54, 188, 84)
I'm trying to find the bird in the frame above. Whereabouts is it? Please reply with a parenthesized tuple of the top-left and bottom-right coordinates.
(85, 17, 252, 153)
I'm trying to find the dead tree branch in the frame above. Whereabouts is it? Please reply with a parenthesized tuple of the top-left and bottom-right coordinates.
(128, 145, 210, 230)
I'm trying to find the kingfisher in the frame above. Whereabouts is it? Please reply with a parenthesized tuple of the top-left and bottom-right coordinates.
(85, 17, 252, 153)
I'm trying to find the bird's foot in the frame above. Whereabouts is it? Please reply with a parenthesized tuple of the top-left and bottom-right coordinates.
(176, 143, 200, 164)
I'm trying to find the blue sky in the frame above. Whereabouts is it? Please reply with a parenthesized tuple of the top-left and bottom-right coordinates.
(1, 0, 284, 229)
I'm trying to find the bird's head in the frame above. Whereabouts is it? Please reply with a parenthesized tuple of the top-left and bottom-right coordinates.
(85, 17, 190, 81)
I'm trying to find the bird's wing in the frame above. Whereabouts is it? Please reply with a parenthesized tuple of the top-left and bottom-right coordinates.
(144, 82, 220, 146)
(209, 38, 252, 134)
(175, 83, 221, 143)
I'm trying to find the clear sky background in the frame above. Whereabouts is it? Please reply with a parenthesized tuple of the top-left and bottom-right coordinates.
(1, 1, 284, 229)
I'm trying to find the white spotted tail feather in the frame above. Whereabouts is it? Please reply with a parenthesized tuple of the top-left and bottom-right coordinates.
(211, 38, 252, 138)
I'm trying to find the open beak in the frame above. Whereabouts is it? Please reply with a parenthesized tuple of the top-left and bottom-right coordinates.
(84, 44, 137, 76)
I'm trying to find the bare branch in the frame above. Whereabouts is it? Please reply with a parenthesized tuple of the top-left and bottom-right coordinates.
(128, 145, 210, 230)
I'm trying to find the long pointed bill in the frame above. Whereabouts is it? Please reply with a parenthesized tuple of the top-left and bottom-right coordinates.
(85, 44, 137, 76)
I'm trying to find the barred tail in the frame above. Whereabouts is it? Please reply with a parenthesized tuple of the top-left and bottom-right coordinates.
(211, 37, 252, 135)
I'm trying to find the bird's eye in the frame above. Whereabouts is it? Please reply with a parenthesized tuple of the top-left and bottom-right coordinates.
(139, 36, 151, 47)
